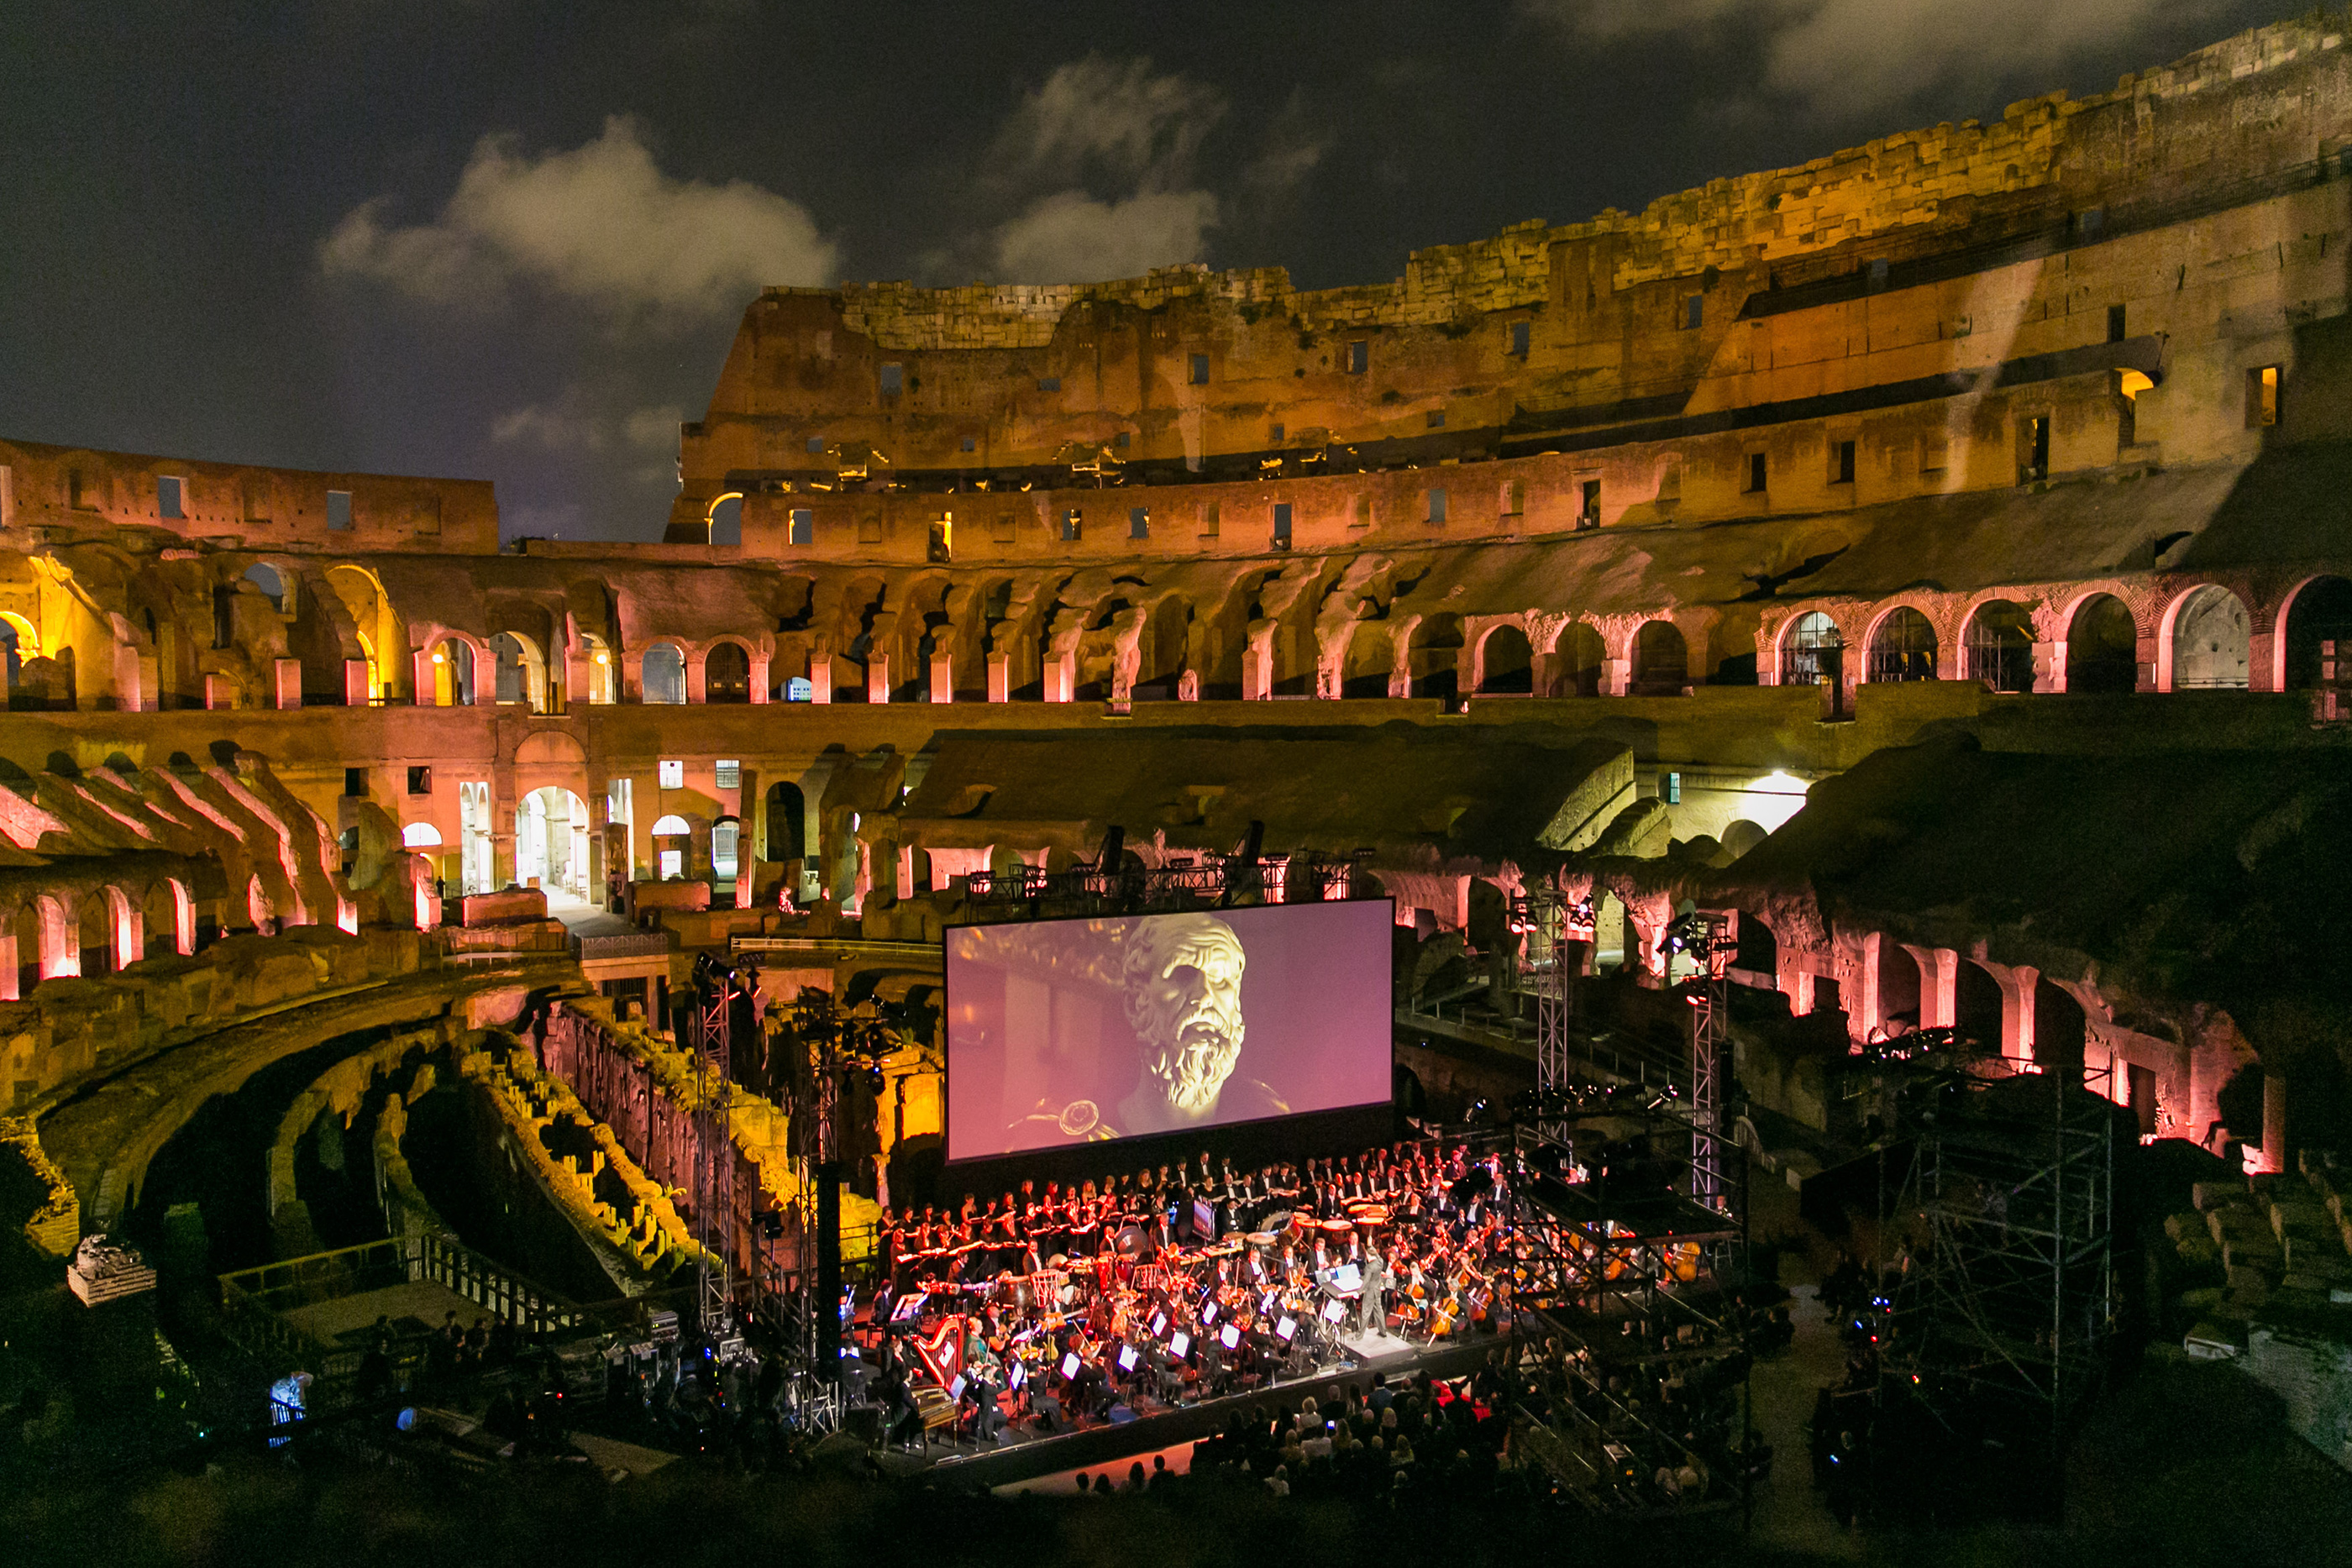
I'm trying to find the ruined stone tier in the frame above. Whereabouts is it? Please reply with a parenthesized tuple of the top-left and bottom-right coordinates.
(666, 18, 2352, 543)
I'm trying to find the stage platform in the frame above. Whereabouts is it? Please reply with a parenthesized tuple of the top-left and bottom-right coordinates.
(880, 1332, 1500, 1492)
(280, 1279, 489, 1347)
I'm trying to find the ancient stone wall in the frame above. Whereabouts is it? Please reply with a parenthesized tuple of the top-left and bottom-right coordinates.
(675, 18, 2352, 528)
(0, 436, 499, 557)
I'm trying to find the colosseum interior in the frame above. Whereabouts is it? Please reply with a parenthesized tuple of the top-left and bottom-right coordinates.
(6, 15, 2352, 1554)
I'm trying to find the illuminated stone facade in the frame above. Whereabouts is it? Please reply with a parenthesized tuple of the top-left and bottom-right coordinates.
(6, 20, 2352, 1188)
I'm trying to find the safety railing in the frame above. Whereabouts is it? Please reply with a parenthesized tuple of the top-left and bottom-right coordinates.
(218, 1231, 595, 1362)
(574, 931, 675, 962)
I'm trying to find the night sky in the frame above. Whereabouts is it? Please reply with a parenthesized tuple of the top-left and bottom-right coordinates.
(0, 0, 2286, 542)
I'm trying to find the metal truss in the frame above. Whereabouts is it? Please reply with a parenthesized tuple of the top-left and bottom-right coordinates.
(1499, 1121, 1752, 1522)
(690, 956, 739, 1340)
(1523, 889, 1596, 1145)
(1877, 1052, 2118, 1460)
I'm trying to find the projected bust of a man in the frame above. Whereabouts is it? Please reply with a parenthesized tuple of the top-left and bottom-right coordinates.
(1116, 914, 1286, 1135)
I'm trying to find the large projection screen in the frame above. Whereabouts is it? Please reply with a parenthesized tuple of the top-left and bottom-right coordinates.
(944, 900, 1394, 1163)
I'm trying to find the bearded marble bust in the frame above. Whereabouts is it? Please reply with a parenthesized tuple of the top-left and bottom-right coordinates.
(1115, 914, 1285, 1134)
(992, 911, 1289, 1146)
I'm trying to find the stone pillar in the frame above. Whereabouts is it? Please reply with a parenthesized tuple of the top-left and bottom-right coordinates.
(1178, 669, 1200, 700)
(125, 648, 155, 712)
(1242, 627, 1274, 700)
(686, 652, 708, 705)
(986, 652, 1010, 702)
(866, 653, 890, 705)
(748, 652, 771, 703)
(413, 647, 438, 705)
(808, 659, 832, 704)
(344, 658, 372, 706)
(272, 658, 303, 710)
(1777, 958, 1814, 1018)
(0, 930, 15, 1000)
(205, 671, 236, 711)
(2033, 640, 2064, 694)
(2262, 1070, 2289, 1175)
(1602, 658, 1631, 697)
(930, 653, 954, 703)
(2134, 632, 2159, 693)
(2005, 964, 2037, 1063)
(2249, 627, 2279, 694)
(1855, 934, 1883, 1041)
(1046, 651, 1075, 703)
(1912, 947, 1957, 1029)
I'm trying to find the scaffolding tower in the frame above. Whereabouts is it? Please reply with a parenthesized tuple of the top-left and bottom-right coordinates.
(1665, 910, 1735, 1215)
(688, 956, 739, 1339)
(1501, 1117, 1754, 1521)
(1527, 889, 1596, 1144)
(1874, 1043, 2118, 1466)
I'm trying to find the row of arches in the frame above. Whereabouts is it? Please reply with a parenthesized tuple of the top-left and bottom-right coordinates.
(1732, 915, 2191, 1134)
(4, 878, 195, 999)
(1763, 575, 2352, 694)
(162, 565, 2352, 714)
(557, 574, 2348, 708)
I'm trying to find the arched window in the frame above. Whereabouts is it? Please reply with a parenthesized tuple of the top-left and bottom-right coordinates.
(433, 638, 475, 706)
(1867, 607, 1937, 683)
(1964, 600, 2034, 692)
(1476, 625, 1533, 694)
(2282, 576, 2352, 690)
(765, 782, 806, 862)
(642, 644, 686, 704)
(1631, 621, 1688, 695)
(708, 495, 743, 547)
(706, 642, 752, 704)
(2168, 585, 2250, 690)
(2066, 595, 2139, 693)
(711, 820, 741, 880)
(1409, 615, 1463, 700)
(580, 634, 617, 704)
(243, 562, 288, 613)
(1780, 612, 1842, 687)
(1551, 622, 1605, 697)
(491, 632, 531, 705)
(142, 878, 191, 960)
(651, 813, 691, 881)
(402, 822, 444, 848)
(79, 895, 114, 978)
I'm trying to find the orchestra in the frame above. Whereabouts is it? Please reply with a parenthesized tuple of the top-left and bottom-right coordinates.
(852, 1137, 1640, 1444)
